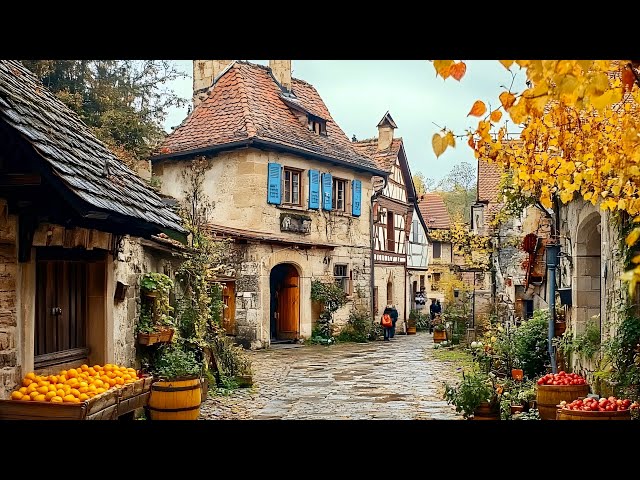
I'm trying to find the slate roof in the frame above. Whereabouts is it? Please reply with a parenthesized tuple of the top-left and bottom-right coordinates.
(154, 61, 385, 175)
(417, 193, 451, 230)
(352, 137, 403, 173)
(0, 60, 186, 239)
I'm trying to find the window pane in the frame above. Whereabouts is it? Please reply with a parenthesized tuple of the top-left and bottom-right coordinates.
(337, 181, 344, 210)
(292, 172, 299, 204)
(284, 170, 291, 203)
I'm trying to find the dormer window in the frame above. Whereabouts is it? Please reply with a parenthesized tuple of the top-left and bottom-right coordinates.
(308, 116, 327, 135)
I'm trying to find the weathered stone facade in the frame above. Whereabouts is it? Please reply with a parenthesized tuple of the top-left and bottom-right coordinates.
(373, 265, 406, 331)
(558, 199, 622, 338)
(154, 148, 373, 348)
(0, 200, 18, 399)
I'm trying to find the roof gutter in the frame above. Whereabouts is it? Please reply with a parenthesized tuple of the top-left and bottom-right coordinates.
(151, 137, 389, 177)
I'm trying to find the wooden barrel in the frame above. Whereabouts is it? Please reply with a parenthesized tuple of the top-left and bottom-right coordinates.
(433, 330, 447, 343)
(148, 377, 202, 420)
(407, 326, 417, 335)
(536, 384, 590, 420)
(556, 408, 631, 420)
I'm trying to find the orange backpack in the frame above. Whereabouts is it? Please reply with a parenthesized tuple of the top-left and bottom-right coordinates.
(381, 313, 392, 328)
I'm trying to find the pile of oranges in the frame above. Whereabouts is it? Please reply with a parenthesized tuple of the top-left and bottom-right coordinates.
(10, 364, 139, 404)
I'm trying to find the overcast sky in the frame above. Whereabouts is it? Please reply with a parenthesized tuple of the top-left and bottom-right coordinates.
(163, 60, 528, 184)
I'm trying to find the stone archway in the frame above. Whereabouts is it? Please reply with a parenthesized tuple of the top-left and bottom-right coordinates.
(573, 212, 601, 335)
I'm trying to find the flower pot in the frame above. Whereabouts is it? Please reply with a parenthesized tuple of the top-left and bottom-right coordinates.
(137, 332, 161, 345)
(511, 368, 524, 381)
(407, 326, 417, 335)
(234, 374, 253, 388)
(433, 330, 447, 343)
(510, 404, 525, 415)
(472, 401, 500, 420)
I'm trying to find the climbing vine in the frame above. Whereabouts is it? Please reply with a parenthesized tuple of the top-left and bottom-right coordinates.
(429, 221, 491, 269)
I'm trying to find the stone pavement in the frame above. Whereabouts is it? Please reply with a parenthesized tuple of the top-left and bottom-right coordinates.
(199, 331, 463, 420)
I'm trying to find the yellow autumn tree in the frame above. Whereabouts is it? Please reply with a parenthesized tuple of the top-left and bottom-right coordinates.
(430, 60, 640, 294)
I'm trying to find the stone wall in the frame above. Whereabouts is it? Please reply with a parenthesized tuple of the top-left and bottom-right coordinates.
(0, 199, 18, 399)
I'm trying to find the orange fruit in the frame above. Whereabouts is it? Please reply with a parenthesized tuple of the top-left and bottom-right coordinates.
(22, 378, 33, 387)
(78, 386, 89, 394)
(115, 378, 124, 386)
(79, 381, 88, 388)
(47, 375, 58, 383)
(78, 393, 89, 401)
(20, 394, 31, 401)
(50, 396, 63, 403)
(95, 387, 106, 394)
(67, 369, 78, 378)
(48, 384, 57, 392)
(93, 380, 103, 388)
(18, 387, 28, 395)
(80, 364, 89, 372)
(58, 375, 67, 383)
(59, 370, 67, 377)
(11, 391, 23, 400)
(27, 384, 37, 393)
(93, 365, 102, 372)
(45, 391, 56, 400)
(125, 378, 135, 384)
(87, 367, 97, 376)
(37, 386, 49, 394)
(70, 388, 81, 397)
(86, 391, 96, 397)
(29, 391, 40, 400)
(106, 371, 115, 379)
(25, 372, 36, 381)
(100, 375, 110, 384)
(34, 394, 46, 402)
(56, 389, 65, 398)
(88, 384, 98, 392)
(108, 379, 117, 387)
(37, 380, 48, 387)
(62, 394, 76, 403)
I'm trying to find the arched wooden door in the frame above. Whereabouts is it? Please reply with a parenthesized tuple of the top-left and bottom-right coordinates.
(271, 264, 299, 341)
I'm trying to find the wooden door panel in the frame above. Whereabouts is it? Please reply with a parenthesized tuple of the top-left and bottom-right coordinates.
(277, 268, 299, 339)
(221, 282, 236, 335)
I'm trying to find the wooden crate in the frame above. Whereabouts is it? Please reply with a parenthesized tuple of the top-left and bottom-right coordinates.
(0, 376, 152, 420)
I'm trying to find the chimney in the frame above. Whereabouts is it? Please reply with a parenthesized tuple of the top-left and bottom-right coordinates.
(193, 60, 233, 108)
(269, 60, 292, 92)
(377, 111, 397, 151)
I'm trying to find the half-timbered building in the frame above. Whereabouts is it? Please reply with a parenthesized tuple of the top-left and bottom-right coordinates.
(353, 113, 428, 332)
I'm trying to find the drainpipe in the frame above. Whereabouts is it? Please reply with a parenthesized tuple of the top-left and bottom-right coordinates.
(546, 243, 559, 373)
(370, 177, 388, 319)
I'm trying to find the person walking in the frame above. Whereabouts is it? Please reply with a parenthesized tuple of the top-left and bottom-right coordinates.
(381, 305, 393, 341)
(429, 298, 437, 333)
(389, 304, 399, 338)
(434, 299, 442, 318)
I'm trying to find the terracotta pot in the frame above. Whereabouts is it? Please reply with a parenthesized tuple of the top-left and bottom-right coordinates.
(511, 368, 524, 381)
(510, 404, 525, 415)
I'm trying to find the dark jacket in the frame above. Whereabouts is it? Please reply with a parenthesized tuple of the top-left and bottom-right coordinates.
(389, 306, 398, 324)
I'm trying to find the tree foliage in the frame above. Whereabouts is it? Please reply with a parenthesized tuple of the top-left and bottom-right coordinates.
(20, 60, 187, 169)
(429, 60, 640, 295)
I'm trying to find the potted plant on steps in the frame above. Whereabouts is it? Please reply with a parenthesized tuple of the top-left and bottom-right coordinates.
(407, 310, 418, 335)
(146, 343, 204, 420)
(443, 370, 502, 420)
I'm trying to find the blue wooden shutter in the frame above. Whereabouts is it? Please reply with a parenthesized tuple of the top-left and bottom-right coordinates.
(322, 173, 333, 210)
(308, 170, 320, 209)
(267, 162, 282, 204)
(352, 179, 362, 216)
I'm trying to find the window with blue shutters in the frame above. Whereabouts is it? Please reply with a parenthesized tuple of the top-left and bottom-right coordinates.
(351, 179, 362, 216)
(267, 162, 282, 204)
(322, 173, 332, 210)
(308, 170, 320, 209)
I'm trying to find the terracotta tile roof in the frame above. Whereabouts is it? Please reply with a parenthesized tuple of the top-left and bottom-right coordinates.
(0, 60, 187, 239)
(417, 193, 451, 230)
(477, 158, 504, 203)
(155, 61, 383, 174)
(352, 137, 402, 173)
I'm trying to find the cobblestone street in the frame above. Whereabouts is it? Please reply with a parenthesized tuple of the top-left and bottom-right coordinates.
(199, 331, 462, 420)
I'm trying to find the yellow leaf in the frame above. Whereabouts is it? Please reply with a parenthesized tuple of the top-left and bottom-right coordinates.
(540, 191, 552, 209)
(445, 131, 456, 148)
(490, 110, 502, 123)
(632, 254, 640, 264)
(499, 60, 514, 70)
(468, 100, 487, 117)
(499, 91, 516, 110)
(626, 227, 640, 247)
(618, 198, 627, 211)
(432, 133, 447, 158)
(508, 99, 528, 124)
(433, 60, 454, 79)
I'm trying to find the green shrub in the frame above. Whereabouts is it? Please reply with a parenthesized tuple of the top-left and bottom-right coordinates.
(150, 344, 203, 380)
(336, 309, 374, 343)
(514, 310, 550, 379)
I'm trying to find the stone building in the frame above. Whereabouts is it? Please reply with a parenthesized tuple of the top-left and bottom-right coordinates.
(471, 158, 552, 324)
(416, 193, 456, 306)
(352, 113, 429, 332)
(151, 60, 387, 349)
(0, 61, 188, 399)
